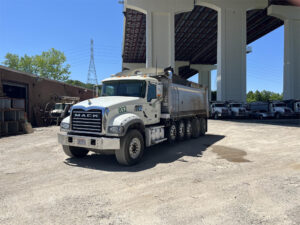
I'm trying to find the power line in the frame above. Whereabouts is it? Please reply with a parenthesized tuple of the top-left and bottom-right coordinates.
(87, 39, 98, 85)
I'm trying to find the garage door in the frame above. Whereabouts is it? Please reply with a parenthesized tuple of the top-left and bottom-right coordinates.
(2, 81, 28, 112)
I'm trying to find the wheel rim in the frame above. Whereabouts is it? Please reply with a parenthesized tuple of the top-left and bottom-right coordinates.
(128, 138, 141, 159)
(170, 125, 177, 140)
(186, 122, 192, 137)
(179, 122, 185, 138)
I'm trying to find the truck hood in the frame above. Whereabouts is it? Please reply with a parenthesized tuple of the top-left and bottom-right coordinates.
(215, 107, 229, 112)
(274, 107, 293, 112)
(72, 96, 141, 110)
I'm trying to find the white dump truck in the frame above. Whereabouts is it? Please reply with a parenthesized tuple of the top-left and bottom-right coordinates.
(247, 101, 294, 119)
(210, 102, 230, 119)
(270, 101, 294, 119)
(247, 101, 274, 119)
(284, 99, 300, 118)
(227, 102, 248, 118)
(58, 68, 209, 165)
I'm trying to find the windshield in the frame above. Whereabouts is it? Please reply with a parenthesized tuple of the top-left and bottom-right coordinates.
(102, 80, 146, 98)
(214, 104, 226, 107)
(231, 104, 242, 107)
(274, 103, 286, 107)
(54, 104, 65, 110)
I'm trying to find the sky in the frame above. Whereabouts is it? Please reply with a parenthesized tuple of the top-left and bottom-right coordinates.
(0, 0, 284, 93)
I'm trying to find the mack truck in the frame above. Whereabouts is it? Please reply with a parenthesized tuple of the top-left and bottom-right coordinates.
(58, 68, 209, 166)
(210, 102, 230, 119)
(227, 102, 248, 118)
(247, 101, 294, 119)
(284, 99, 300, 118)
(270, 101, 294, 119)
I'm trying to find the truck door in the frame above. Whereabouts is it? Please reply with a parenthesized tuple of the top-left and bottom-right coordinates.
(144, 82, 160, 125)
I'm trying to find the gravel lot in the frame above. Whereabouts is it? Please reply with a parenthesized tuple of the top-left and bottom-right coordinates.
(0, 120, 300, 225)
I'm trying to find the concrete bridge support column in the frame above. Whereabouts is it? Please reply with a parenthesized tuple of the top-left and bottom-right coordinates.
(191, 64, 217, 101)
(196, 0, 267, 102)
(174, 61, 190, 75)
(125, 0, 194, 69)
(122, 63, 146, 71)
(268, 5, 300, 100)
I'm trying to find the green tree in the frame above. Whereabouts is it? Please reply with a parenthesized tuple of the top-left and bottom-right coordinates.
(65, 80, 94, 90)
(20, 54, 35, 74)
(66, 80, 102, 95)
(3, 53, 20, 70)
(3, 48, 70, 81)
(247, 91, 256, 103)
(247, 90, 283, 102)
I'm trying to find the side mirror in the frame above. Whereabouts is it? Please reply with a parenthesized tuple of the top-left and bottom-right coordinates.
(157, 84, 163, 100)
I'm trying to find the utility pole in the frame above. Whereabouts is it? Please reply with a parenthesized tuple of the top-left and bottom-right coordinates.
(87, 39, 99, 97)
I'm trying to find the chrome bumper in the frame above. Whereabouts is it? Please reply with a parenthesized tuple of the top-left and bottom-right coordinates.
(58, 132, 120, 150)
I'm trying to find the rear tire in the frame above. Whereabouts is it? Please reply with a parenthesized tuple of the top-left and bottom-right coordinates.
(177, 120, 185, 141)
(115, 130, 144, 166)
(185, 120, 192, 140)
(191, 118, 201, 138)
(63, 146, 89, 158)
(199, 118, 206, 136)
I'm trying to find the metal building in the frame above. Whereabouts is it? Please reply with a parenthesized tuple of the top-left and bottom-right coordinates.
(0, 66, 93, 130)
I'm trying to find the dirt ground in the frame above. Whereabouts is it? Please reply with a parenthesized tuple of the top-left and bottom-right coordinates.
(0, 120, 300, 225)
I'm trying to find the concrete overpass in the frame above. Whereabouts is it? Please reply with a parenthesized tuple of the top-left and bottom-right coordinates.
(121, 0, 300, 102)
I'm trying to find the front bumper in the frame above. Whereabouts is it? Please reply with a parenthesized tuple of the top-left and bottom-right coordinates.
(58, 132, 120, 150)
(232, 112, 248, 117)
(218, 112, 230, 117)
(280, 113, 294, 118)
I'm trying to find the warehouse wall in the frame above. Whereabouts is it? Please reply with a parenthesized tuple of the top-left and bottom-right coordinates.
(0, 66, 93, 125)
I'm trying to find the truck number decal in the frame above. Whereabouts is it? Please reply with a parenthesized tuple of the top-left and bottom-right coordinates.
(119, 106, 127, 114)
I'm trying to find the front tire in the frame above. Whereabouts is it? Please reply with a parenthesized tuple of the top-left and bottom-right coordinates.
(115, 130, 144, 166)
(63, 146, 89, 158)
(199, 118, 206, 136)
(214, 113, 219, 120)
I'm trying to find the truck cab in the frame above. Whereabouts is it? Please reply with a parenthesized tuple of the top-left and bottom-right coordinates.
(228, 103, 247, 118)
(58, 68, 208, 166)
(210, 102, 230, 119)
(51, 103, 72, 117)
(269, 102, 294, 119)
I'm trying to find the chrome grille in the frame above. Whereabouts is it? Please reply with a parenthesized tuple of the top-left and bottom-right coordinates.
(71, 110, 102, 133)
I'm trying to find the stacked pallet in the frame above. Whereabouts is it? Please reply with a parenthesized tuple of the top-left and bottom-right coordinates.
(0, 97, 25, 137)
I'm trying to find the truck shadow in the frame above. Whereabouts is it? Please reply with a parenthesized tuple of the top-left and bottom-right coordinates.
(64, 134, 225, 172)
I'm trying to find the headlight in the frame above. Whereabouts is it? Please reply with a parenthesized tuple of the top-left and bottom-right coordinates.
(60, 122, 70, 132)
(103, 108, 109, 130)
(108, 126, 124, 134)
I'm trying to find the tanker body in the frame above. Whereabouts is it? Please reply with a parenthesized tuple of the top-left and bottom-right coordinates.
(58, 68, 208, 165)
